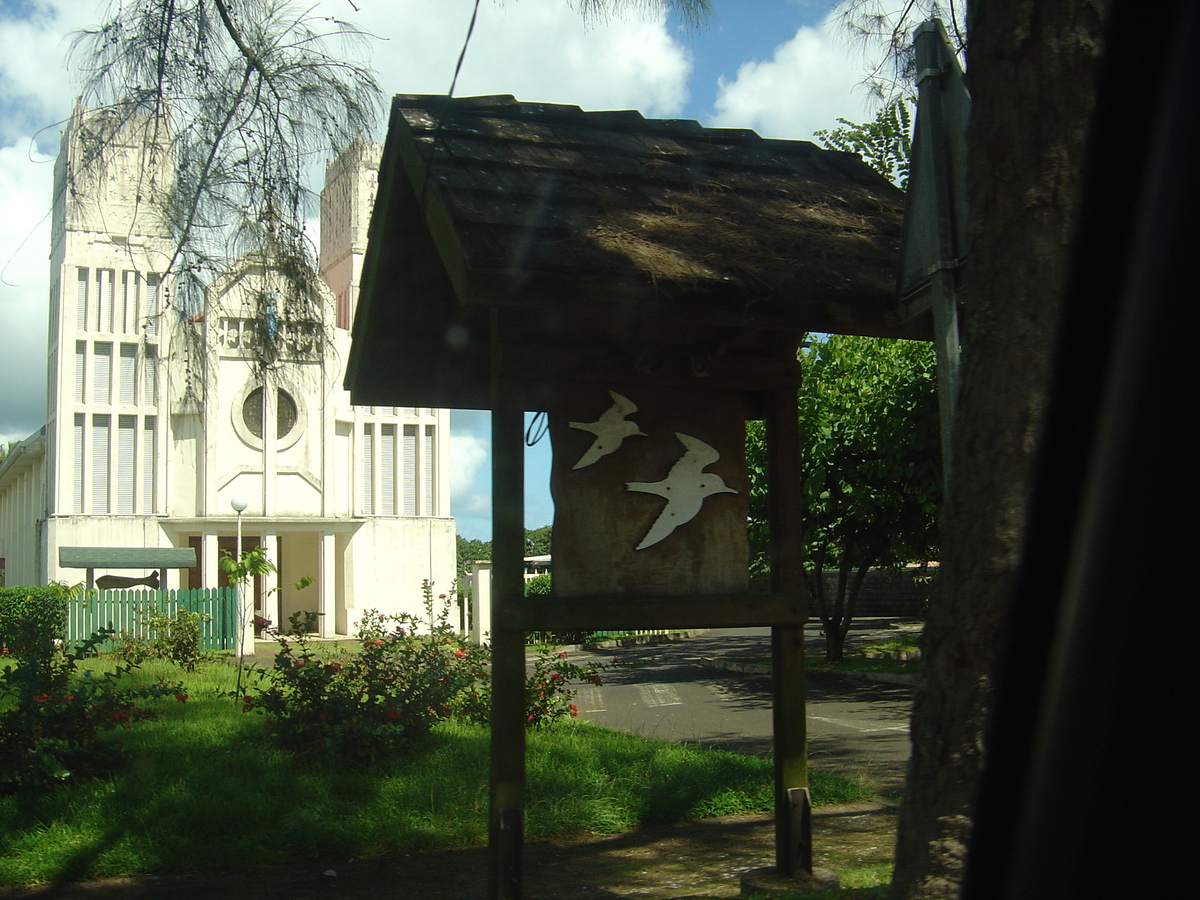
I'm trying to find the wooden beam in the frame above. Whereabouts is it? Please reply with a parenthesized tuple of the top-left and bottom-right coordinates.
(488, 312, 527, 900)
(767, 384, 811, 876)
(59, 547, 197, 569)
(497, 592, 806, 632)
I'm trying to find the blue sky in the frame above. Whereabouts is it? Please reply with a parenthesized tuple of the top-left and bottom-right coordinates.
(0, 0, 900, 539)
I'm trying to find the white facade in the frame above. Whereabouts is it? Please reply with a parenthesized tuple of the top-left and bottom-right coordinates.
(0, 108, 455, 633)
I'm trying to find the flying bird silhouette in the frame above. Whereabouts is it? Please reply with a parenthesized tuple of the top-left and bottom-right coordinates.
(626, 432, 737, 550)
(568, 390, 645, 469)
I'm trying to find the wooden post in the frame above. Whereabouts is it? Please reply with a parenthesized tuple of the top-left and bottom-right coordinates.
(489, 315, 526, 900)
(767, 383, 811, 875)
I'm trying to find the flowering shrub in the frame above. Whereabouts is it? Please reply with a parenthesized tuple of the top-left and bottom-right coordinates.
(0, 603, 187, 791)
(455, 646, 606, 728)
(243, 585, 488, 760)
(242, 582, 611, 756)
(113, 605, 210, 671)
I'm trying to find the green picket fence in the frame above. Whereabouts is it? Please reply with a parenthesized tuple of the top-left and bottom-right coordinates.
(67, 588, 237, 651)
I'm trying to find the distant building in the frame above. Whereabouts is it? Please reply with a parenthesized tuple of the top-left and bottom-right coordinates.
(0, 106, 455, 633)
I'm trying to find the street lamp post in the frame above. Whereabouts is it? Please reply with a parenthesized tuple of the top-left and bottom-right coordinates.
(230, 495, 249, 659)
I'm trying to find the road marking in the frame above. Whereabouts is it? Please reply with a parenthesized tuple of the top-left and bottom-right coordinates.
(576, 686, 606, 712)
(637, 683, 683, 707)
(809, 715, 909, 734)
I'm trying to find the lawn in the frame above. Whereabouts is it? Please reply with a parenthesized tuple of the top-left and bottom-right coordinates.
(0, 657, 872, 885)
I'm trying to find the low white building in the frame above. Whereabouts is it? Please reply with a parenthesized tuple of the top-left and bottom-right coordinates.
(0, 106, 456, 634)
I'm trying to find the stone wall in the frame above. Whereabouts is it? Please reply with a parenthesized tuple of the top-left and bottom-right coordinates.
(815, 566, 935, 618)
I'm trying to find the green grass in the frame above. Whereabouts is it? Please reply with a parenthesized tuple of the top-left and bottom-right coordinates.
(807, 656, 920, 676)
(0, 658, 872, 886)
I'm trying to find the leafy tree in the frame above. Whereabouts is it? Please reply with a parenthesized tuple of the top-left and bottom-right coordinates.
(748, 334, 940, 660)
(869, 1, 1112, 896)
(68, 0, 382, 389)
(832, 0, 966, 102)
(814, 98, 913, 189)
(456, 535, 491, 585)
(524, 524, 552, 557)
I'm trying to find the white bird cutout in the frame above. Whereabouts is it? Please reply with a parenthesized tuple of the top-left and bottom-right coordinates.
(568, 390, 646, 469)
(626, 432, 737, 550)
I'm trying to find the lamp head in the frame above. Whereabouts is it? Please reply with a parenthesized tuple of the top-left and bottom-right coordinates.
(230, 495, 249, 514)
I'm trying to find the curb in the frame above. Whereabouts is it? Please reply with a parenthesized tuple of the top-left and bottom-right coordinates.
(697, 655, 917, 686)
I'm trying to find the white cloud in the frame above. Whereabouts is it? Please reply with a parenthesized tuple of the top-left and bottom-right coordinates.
(708, 12, 875, 141)
(0, 2, 97, 145)
(315, 0, 691, 120)
(0, 138, 54, 441)
(449, 431, 488, 497)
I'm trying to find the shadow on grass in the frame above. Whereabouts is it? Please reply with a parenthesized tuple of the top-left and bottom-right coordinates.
(0, 710, 871, 887)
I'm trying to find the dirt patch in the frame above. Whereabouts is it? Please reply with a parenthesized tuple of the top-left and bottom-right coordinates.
(0, 803, 896, 900)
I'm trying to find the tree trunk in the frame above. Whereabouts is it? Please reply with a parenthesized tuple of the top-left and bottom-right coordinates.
(889, 1, 1110, 897)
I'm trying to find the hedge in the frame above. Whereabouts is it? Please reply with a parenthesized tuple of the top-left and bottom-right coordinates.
(0, 586, 69, 655)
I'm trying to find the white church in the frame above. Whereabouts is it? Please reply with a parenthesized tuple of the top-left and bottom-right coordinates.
(0, 105, 457, 634)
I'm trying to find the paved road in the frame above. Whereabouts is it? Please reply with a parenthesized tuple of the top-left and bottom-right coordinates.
(566, 626, 913, 784)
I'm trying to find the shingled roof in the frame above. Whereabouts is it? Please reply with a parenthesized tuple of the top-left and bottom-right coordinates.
(346, 94, 928, 410)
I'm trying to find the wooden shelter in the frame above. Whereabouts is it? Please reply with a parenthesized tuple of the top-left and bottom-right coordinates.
(346, 93, 929, 899)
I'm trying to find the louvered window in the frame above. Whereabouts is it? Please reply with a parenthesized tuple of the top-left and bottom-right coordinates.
(121, 271, 138, 334)
(142, 417, 156, 512)
(93, 342, 112, 405)
(362, 424, 374, 515)
(402, 424, 417, 516)
(381, 424, 396, 515)
(119, 344, 136, 405)
(143, 344, 156, 406)
(144, 275, 159, 334)
(74, 342, 86, 402)
(76, 268, 88, 331)
(117, 415, 136, 513)
(95, 269, 114, 332)
(72, 414, 85, 513)
(91, 414, 110, 513)
(424, 425, 435, 516)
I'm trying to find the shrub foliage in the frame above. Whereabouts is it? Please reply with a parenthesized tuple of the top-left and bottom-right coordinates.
(0, 585, 186, 791)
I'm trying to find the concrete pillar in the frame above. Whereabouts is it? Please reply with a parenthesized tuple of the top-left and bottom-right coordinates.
(319, 531, 336, 638)
(470, 560, 492, 645)
(260, 531, 279, 648)
(202, 532, 219, 590)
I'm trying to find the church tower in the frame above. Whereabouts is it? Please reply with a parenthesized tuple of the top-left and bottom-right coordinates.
(319, 138, 381, 330)
(46, 104, 173, 523)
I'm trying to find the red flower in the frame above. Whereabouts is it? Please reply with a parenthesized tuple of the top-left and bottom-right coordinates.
(175, 693, 188, 702)
(526, 714, 535, 722)
(454, 649, 466, 659)
(569, 704, 579, 718)
(387, 709, 402, 720)
(439, 593, 447, 600)
(294, 659, 306, 668)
